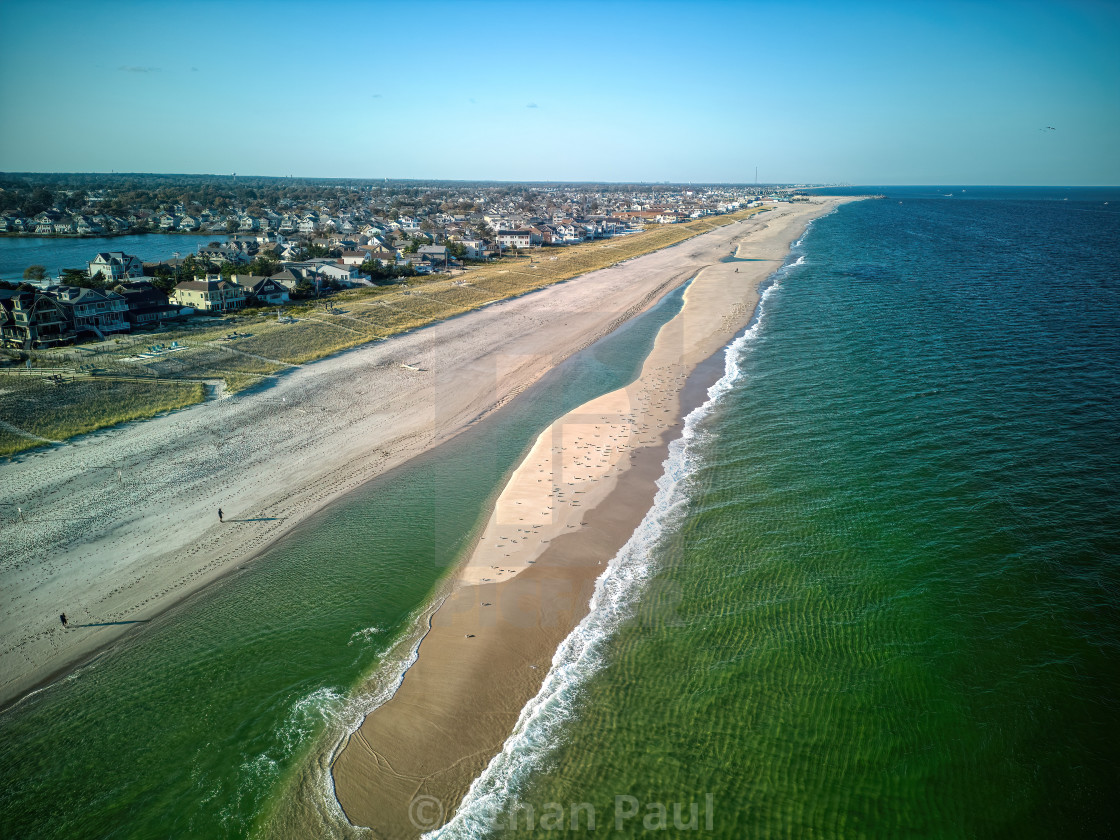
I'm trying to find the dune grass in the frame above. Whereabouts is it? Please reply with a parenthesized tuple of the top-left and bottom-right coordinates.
(0, 428, 40, 457)
(0, 377, 205, 457)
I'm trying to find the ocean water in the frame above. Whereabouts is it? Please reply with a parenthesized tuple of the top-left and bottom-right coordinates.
(0, 280, 688, 839)
(439, 190, 1120, 838)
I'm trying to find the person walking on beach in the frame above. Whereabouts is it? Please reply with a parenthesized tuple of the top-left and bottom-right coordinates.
(60, 613, 68, 628)
(218, 507, 224, 523)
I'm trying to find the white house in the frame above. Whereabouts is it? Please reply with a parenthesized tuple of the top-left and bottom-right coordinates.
(340, 249, 372, 266)
(88, 251, 145, 283)
(495, 230, 532, 250)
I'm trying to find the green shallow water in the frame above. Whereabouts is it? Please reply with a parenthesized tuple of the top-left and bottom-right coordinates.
(0, 284, 689, 839)
(474, 191, 1119, 838)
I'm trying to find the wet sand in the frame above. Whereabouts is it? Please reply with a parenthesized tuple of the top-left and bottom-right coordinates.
(331, 199, 854, 838)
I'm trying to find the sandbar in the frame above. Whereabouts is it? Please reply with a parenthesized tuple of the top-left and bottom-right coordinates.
(330, 199, 854, 838)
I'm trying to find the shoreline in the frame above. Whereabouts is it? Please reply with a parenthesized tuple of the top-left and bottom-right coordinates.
(330, 198, 854, 837)
(0, 206, 795, 711)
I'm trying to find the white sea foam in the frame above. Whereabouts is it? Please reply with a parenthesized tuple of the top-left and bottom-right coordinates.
(430, 246, 810, 838)
(235, 604, 444, 837)
(302, 602, 444, 837)
(347, 625, 386, 646)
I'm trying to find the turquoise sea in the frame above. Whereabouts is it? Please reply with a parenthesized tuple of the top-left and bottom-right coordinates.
(2, 189, 1118, 838)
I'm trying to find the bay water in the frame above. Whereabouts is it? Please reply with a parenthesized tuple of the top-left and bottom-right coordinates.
(0, 233, 210, 280)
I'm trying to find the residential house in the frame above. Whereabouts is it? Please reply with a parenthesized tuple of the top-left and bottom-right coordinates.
(416, 245, 450, 269)
(357, 244, 395, 264)
(278, 242, 303, 261)
(527, 225, 552, 245)
(268, 269, 303, 291)
(341, 249, 372, 266)
(0, 290, 76, 349)
(553, 221, 586, 243)
(171, 276, 247, 313)
(75, 217, 105, 235)
(232, 275, 290, 305)
(88, 251, 145, 283)
(49, 286, 131, 337)
(312, 262, 361, 285)
(495, 230, 532, 250)
(457, 238, 490, 259)
(196, 245, 251, 266)
(113, 281, 182, 328)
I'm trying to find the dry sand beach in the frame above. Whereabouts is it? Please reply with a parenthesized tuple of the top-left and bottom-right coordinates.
(330, 198, 852, 837)
(0, 201, 841, 710)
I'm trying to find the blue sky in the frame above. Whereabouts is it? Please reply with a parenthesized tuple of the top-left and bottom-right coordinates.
(1, 0, 1117, 184)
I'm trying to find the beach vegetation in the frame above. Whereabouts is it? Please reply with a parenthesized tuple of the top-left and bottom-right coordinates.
(0, 377, 205, 457)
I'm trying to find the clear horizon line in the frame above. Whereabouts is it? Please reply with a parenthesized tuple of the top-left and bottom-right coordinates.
(2, 171, 1119, 189)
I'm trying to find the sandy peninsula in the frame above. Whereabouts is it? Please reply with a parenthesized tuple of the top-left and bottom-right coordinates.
(0, 202, 840, 710)
(330, 198, 853, 838)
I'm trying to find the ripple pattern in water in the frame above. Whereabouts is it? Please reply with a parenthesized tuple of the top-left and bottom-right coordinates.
(488, 191, 1120, 838)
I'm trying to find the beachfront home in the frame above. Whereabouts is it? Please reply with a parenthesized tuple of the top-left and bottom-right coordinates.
(0, 290, 76, 349)
(88, 251, 145, 283)
(457, 238, 489, 259)
(417, 245, 449, 265)
(171, 276, 247, 313)
(313, 263, 361, 286)
(553, 221, 585, 243)
(49, 286, 131, 338)
(495, 230, 532, 250)
(231, 275, 290, 305)
(113, 281, 183, 328)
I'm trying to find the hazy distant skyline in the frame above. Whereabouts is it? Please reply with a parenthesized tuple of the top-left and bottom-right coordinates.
(2, 0, 1118, 185)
